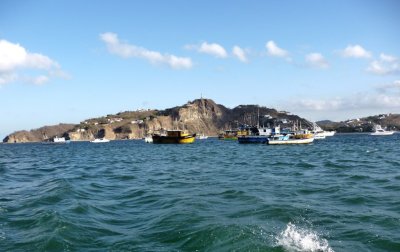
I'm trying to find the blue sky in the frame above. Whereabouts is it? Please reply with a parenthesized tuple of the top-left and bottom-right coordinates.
(1, 0, 400, 138)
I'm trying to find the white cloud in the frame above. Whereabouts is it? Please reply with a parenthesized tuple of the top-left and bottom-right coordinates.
(380, 53, 397, 62)
(305, 53, 329, 69)
(0, 39, 63, 85)
(367, 53, 400, 75)
(232, 46, 248, 62)
(196, 42, 228, 58)
(265, 41, 289, 58)
(286, 91, 400, 113)
(100, 32, 192, 69)
(341, 44, 372, 58)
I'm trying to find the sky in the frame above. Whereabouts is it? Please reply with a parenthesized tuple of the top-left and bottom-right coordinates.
(1, 0, 400, 138)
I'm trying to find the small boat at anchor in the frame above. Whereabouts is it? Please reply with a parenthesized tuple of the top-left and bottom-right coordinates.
(196, 133, 209, 140)
(42, 136, 70, 144)
(152, 130, 196, 144)
(267, 133, 314, 145)
(144, 135, 153, 143)
(91, 138, 110, 143)
(370, 125, 394, 136)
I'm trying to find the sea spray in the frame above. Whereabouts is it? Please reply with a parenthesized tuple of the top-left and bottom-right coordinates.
(276, 222, 334, 252)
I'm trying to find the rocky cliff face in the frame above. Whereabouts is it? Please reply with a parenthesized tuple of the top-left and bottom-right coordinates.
(3, 124, 75, 143)
(317, 113, 400, 132)
(3, 98, 311, 143)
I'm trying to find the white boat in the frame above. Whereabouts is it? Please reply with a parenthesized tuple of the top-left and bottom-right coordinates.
(144, 135, 153, 143)
(53, 136, 66, 143)
(370, 125, 394, 136)
(91, 138, 110, 143)
(196, 134, 209, 140)
(323, 131, 336, 137)
(314, 132, 326, 139)
(312, 123, 335, 139)
(43, 136, 69, 144)
(267, 134, 314, 145)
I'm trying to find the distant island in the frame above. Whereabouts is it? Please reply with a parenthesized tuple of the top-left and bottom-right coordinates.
(3, 98, 400, 143)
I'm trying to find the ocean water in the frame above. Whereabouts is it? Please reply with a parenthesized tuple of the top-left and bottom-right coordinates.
(1, 134, 399, 251)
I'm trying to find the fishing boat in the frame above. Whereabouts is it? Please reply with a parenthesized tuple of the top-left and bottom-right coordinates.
(218, 130, 238, 140)
(238, 126, 278, 144)
(370, 125, 394, 136)
(267, 133, 314, 145)
(219, 128, 249, 140)
(152, 130, 196, 144)
(91, 138, 110, 143)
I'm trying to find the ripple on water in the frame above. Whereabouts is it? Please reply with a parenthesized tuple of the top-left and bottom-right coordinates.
(1, 137, 399, 251)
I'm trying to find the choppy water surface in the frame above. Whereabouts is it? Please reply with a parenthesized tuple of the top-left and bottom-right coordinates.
(1, 134, 399, 251)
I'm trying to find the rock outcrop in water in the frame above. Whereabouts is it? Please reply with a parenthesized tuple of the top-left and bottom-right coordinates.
(2, 98, 325, 143)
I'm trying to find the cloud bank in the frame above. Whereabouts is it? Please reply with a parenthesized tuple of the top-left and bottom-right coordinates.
(286, 80, 400, 113)
(100, 32, 192, 69)
(0, 39, 64, 85)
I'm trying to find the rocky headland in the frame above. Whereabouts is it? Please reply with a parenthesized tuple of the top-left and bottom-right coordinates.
(3, 98, 400, 143)
(3, 98, 309, 143)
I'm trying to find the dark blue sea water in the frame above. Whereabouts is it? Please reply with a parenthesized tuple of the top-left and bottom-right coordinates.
(1, 134, 399, 251)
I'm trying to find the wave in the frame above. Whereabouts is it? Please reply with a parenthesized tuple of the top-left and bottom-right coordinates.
(276, 222, 334, 252)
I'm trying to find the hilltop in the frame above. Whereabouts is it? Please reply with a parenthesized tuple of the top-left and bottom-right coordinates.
(3, 98, 311, 143)
(317, 113, 400, 132)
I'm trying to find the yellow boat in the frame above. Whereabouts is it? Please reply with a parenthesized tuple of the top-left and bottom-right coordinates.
(218, 129, 249, 140)
(152, 130, 196, 144)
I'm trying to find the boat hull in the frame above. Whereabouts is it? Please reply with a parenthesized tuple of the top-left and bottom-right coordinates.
(152, 134, 196, 144)
(323, 131, 335, 137)
(238, 136, 268, 144)
(370, 132, 394, 136)
(91, 138, 110, 143)
(267, 137, 314, 145)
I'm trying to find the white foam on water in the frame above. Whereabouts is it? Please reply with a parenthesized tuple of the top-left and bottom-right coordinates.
(276, 222, 334, 252)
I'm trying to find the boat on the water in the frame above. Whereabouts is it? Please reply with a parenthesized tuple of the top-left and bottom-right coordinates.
(152, 130, 196, 144)
(219, 128, 249, 140)
(370, 125, 394, 136)
(323, 131, 336, 137)
(238, 126, 278, 144)
(42, 136, 70, 144)
(312, 123, 335, 139)
(196, 134, 209, 140)
(267, 133, 314, 145)
(144, 135, 153, 143)
(218, 130, 239, 140)
(91, 138, 110, 143)
(53, 136, 67, 143)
